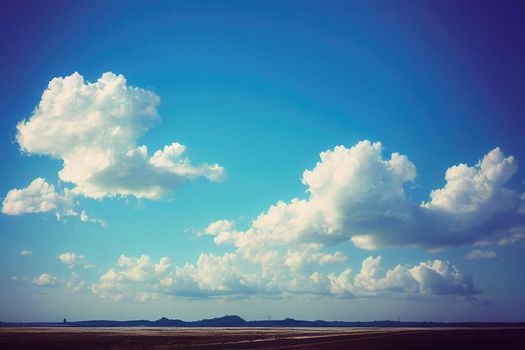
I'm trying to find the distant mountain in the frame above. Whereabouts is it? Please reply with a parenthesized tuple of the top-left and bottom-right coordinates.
(1, 316, 523, 328)
(193, 315, 247, 327)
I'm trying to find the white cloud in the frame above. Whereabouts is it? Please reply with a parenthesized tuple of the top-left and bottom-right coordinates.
(129, 140, 519, 301)
(90, 253, 477, 300)
(14, 72, 223, 200)
(2, 72, 223, 222)
(205, 141, 524, 251)
(80, 210, 106, 227)
(20, 250, 32, 256)
(58, 252, 85, 268)
(318, 251, 347, 265)
(91, 253, 259, 300)
(1, 178, 107, 225)
(199, 220, 242, 244)
(328, 257, 476, 297)
(91, 255, 173, 300)
(465, 250, 497, 260)
(408, 260, 476, 295)
(117, 254, 167, 282)
(202, 219, 236, 236)
(93, 141, 523, 301)
(423, 148, 517, 213)
(2, 178, 75, 217)
(284, 246, 346, 271)
(149, 143, 224, 183)
(33, 273, 58, 287)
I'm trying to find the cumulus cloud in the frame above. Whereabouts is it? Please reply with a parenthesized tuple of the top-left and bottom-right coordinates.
(90, 253, 477, 300)
(327, 257, 477, 296)
(58, 252, 85, 268)
(91, 255, 172, 301)
(199, 220, 242, 244)
(2, 178, 75, 217)
(204, 141, 524, 251)
(121, 140, 518, 301)
(20, 250, 32, 256)
(158, 253, 256, 297)
(1, 178, 108, 224)
(284, 246, 346, 271)
(88, 141, 522, 301)
(2, 72, 223, 221)
(14, 72, 223, 200)
(91, 253, 267, 300)
(465, 250, 497, 260)
(423, 148, 517, 213)
(408, 260, 476, 295)
(33, 273, 58, 287)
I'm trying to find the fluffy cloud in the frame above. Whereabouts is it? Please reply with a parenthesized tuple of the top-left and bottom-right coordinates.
(2, 178, 75, 217)
(85, 140, 524, 302)
(90, 253, 266, 300)
(328, 257, 477, 296)
(90, 253, 477, 300)
(15, 72, 223, 199)
(465, 250, 497, 260)
(131, 140, 518, 301)
(3, 72, 223, 219)
(409, 260, 476, 295)
(91, 253, 260, 300)
(1, 178, 106, 224)
(199, 220, 242, 244)
(58, 252, 85, 268)
(206, 141, 524, 251)
(423, 148, 517, 213)
(91, 255, 172, 301)
(20, 250, 32, 256)
(284, 246, 346, 271)
(85, 140, 521, 301)
(157, 255, 243, 297)
(33, 273, 58, 287)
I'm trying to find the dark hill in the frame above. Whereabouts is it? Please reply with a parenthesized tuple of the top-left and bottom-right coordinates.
(1, 316, 523, 328)
(193, 315, 247, 327)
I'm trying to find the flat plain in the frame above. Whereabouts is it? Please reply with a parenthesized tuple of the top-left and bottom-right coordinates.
(0, 327, 524, 350)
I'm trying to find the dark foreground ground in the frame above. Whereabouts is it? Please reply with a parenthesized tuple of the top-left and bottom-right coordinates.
(1, 327, 524, 350)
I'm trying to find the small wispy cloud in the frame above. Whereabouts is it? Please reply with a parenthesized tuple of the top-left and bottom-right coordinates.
(32, 273, 59, 287)
(465, 250, 497, 260)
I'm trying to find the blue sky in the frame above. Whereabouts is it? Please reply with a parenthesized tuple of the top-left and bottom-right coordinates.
(1, 0, 524, 322)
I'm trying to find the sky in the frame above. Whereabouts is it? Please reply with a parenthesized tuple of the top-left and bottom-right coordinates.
(1, 0, 525, 323)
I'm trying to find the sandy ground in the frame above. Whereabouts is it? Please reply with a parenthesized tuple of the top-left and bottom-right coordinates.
(0, 327, 524, 349)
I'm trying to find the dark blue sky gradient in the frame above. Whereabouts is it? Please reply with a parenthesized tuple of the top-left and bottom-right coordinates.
(2, 0, 524, 190)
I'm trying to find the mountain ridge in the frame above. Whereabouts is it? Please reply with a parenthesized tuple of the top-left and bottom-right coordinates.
(1, 315, 523, 328)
